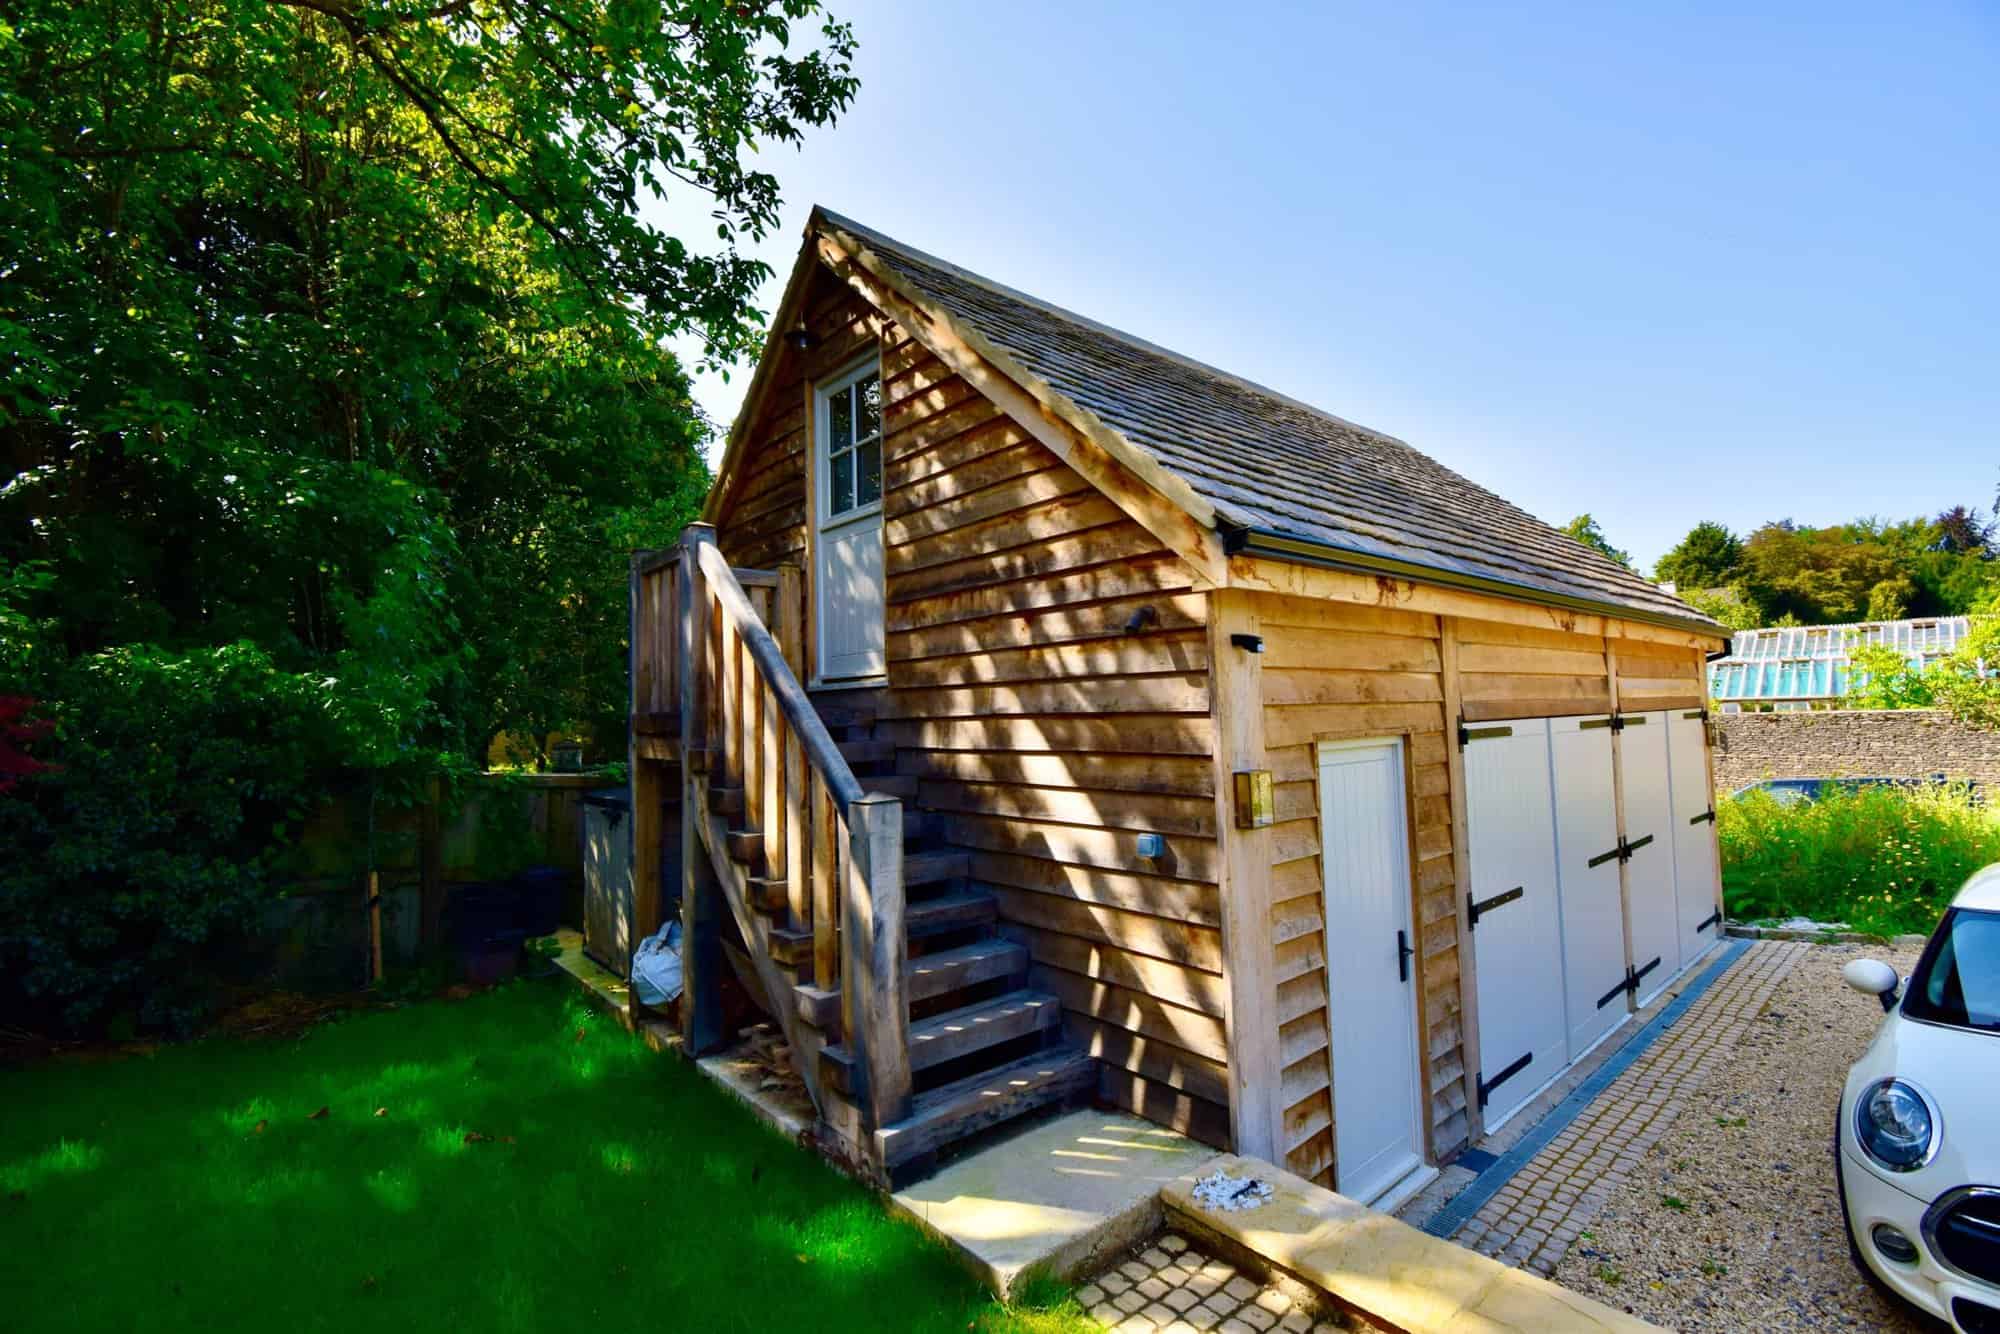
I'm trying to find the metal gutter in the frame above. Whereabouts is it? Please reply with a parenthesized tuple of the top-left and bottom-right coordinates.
(1223, 524, 1726, 641)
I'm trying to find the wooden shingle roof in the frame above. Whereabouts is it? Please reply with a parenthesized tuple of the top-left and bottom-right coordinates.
(811, 208, 1714, 634)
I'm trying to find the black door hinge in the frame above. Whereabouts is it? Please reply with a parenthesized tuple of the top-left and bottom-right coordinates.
(1689, 808, 1715, 825)
(1596, 956, 1664, 1009)
(1697, 908, 1722, 933)
(1467, 885, 1525, 931)
(1458, 721, 1512, 748)
(1477, 1051, 1533, 1109)
(1397, 928, 1415, 983)
(1589, 833, 1656, 868)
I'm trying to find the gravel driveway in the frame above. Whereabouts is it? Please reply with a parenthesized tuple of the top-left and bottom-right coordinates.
(1552, 941, 1929, 1331)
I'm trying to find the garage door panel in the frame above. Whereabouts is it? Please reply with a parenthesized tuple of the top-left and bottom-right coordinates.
(1617, 711, 1681, 1005)
(1464, 718, 1565, 1127)
(1549, 716, 1627, 1057)
(1667, 709, 1722, 964)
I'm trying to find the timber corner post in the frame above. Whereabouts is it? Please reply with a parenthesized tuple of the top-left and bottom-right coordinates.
(842, 793, 912, 1134)
(676, 523, 729, 1052)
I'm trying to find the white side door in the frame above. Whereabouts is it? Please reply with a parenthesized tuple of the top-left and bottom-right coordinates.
(1319, 738, 1426, 1207)
(1463, 718, 1566, 1128)
(1616, 711, 1681, 1005)
(1667, 709, 1723, 964)
(813, 360, 885, 682)
(1549, 716, 1629, 1058)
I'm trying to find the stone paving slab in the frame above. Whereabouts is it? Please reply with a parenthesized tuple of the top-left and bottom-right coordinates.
(1452, 940, 1809, 1276)
(890, 1109, 1217, 1299)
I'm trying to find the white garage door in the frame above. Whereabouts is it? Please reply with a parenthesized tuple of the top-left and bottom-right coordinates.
(1549, 717, 1628, 1059)
(1463, 718, 1565, 1127)
(1616, 712, 1682, 1007)
(1668, 709, 1724, 965)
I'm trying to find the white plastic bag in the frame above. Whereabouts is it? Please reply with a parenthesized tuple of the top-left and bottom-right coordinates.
(630, 918, 683, 1006)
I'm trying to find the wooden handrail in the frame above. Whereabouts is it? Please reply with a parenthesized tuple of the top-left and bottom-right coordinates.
(677, 528, 911, 1135)
(696, 539, 866, 812)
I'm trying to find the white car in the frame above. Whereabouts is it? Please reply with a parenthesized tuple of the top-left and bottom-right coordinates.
(1838, 866, 2000, 1332)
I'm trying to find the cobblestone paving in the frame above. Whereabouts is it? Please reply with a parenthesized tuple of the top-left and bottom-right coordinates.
(1074, 1233, 1337, 1334)
(1453, 940, 1808, 1276)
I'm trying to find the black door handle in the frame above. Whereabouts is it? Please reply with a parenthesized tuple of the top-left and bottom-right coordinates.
(1397, 929, 1414, 983)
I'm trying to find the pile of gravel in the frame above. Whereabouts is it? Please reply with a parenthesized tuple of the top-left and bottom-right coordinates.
(1551, 942, 1928, 1331)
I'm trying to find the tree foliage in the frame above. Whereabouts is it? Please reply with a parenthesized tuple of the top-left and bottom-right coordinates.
(1559, 513, 1633, 569)
(1654, 520, 1742, 591)
(0, 0, 855, 1030)
(1657, 511, 2000, 628)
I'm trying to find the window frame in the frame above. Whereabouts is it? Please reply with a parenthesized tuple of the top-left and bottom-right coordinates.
(814, 355, 884, 529)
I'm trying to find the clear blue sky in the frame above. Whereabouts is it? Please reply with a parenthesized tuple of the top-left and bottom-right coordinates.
(650, 0, 2000, 573)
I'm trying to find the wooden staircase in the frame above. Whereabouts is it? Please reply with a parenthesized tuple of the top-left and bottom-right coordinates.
(635, 526, 1095, 1185)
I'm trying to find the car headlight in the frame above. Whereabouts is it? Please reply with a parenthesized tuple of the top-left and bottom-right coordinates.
(1855, 1078, 1938, 1172)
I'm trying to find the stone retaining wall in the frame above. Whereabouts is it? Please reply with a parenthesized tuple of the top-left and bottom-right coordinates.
(1714, 709, 2000, 790)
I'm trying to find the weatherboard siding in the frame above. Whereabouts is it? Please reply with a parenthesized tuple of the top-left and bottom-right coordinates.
(877, 334, 1230, 1146)
(709, 262, 1230, 1144)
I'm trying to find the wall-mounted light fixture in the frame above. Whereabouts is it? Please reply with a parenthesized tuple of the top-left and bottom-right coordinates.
(1230, 633, 1264, 653)
(1124, 605, 1159, 634)
(785, 322, 813, 352)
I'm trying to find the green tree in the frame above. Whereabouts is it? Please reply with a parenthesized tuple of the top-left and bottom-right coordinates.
(1560, 513, 1634, 569)
(0, 0, 856, 1030)
(1847, 641, 1936, 710)
(1866, 575, 1917, 622)
(1654, 520, 1742, 590)
(1680, 586, 1760, 631)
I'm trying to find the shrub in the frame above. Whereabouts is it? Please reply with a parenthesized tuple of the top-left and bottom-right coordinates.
(1719, 783, 2000, 935)
(0, 645, 356, 1033)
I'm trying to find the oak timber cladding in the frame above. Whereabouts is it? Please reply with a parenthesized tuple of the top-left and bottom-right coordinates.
(713, 276, 882, 578)
(1254, 593, 1462, 1183)
(708, 263, 1230, 1145)
(877, 329, 1229, 1147)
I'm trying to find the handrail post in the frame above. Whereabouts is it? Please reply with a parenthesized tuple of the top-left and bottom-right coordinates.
(678, 523, 725, 1051)
(842, 794, 911, 1130)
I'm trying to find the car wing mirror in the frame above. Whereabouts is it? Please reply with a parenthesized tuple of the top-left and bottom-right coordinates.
(1843, 958, 1901, 1012)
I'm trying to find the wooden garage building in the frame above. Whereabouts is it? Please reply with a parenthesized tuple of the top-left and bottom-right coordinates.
(628, 208, 1731, 1199)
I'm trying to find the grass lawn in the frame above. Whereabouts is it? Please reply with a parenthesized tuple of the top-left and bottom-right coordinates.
(0, 981, 1093, 1333)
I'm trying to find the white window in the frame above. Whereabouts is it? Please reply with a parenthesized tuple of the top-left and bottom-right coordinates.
(820, 363, 882, 520)
(812, 358, 887, 682)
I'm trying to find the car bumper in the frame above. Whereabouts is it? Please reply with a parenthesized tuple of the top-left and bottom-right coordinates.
(1841, 1144, 2000, 1331)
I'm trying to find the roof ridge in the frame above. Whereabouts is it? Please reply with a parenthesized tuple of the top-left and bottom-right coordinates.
(810, 206, 1411, 453)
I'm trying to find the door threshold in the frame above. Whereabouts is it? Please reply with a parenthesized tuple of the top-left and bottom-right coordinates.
(1365, 1161, 1438, 1215)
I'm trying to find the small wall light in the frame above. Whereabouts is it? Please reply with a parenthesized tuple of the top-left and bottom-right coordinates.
(1124, 605, 1159, 634)
(785, 322, 813, 352)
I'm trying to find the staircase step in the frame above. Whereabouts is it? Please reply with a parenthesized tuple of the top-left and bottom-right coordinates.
(819, 989, 1061, 1096)
(875, 1047, 1098, 1169)
(794, 939, 1029, 1030)
(708, 784, 745, 817)
(862, 774, 918, 800)
(836, 738, 894, 767)
(907, 938, 1028, 1004)
(813, 703, 877, 730)
(745, 875, 788, 914)
(905, 889, 995, 938)
(903, 850, 969, 889)
(768, 924, 812, 966)
(724, 827, 761, 865)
